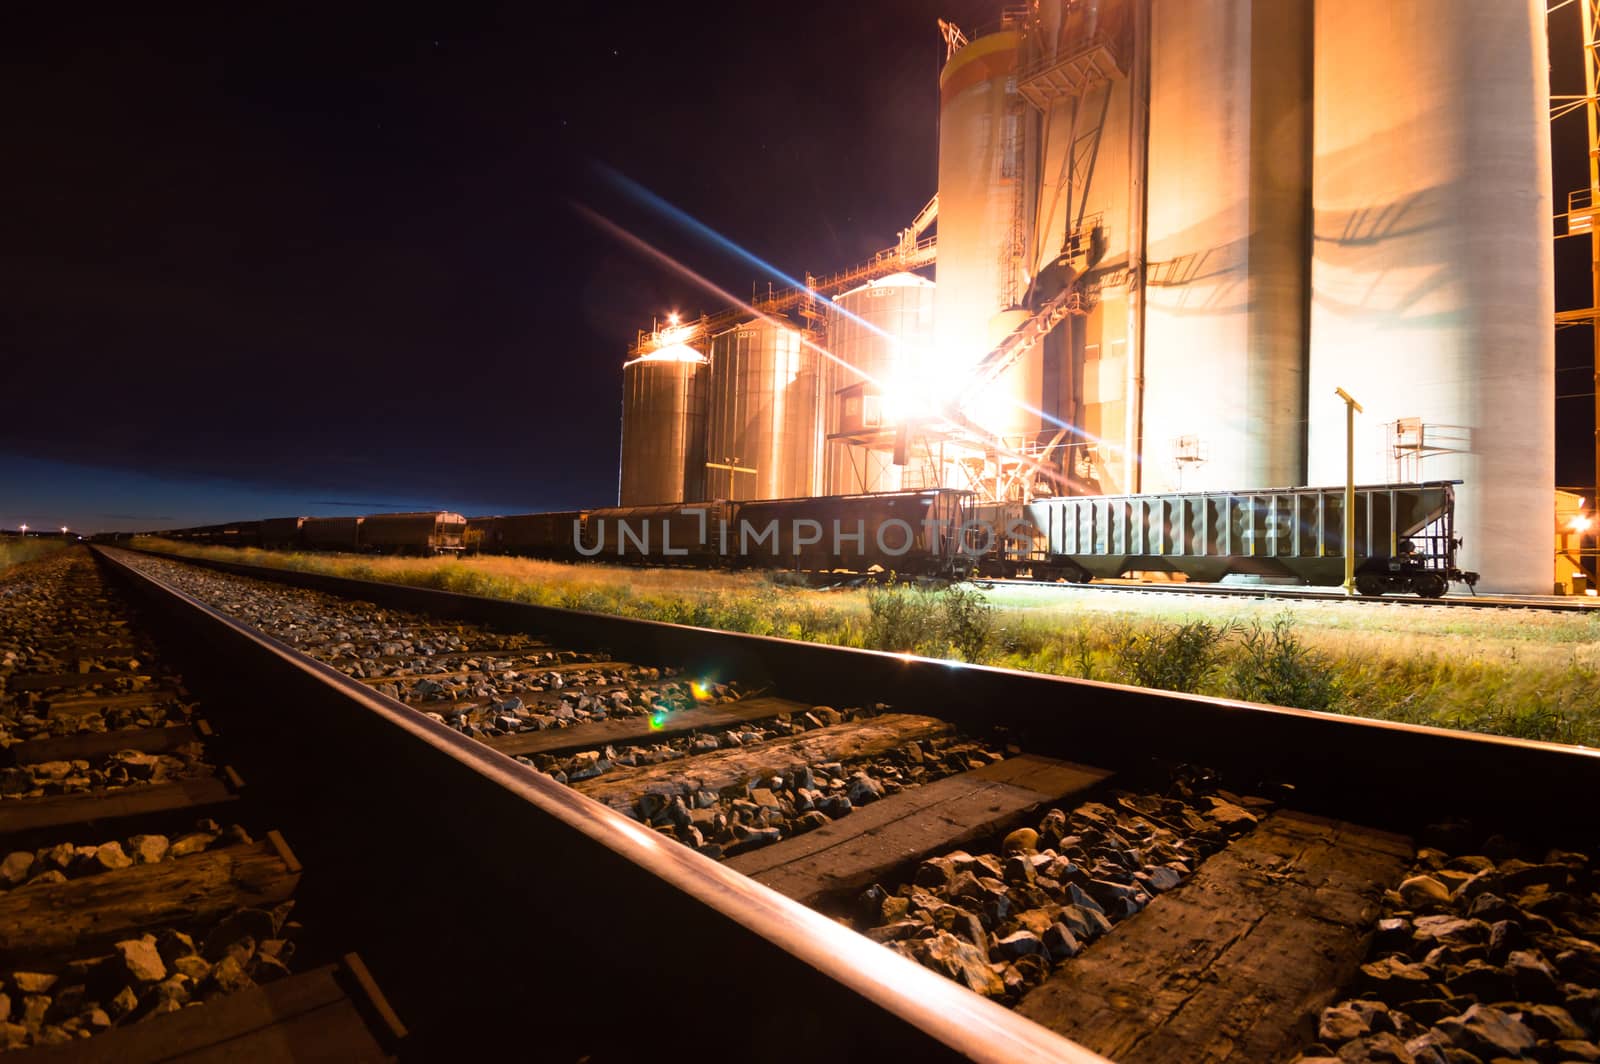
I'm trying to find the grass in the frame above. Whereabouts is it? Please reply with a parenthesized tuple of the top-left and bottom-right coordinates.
(131, 538, 1600, 748)
(133, 539, 870, 644)
(0, 539, 68, 574)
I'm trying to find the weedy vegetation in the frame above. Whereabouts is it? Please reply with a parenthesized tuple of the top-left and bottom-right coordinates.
(0, 539, 68, 574)
(132, 538, 1600, 748)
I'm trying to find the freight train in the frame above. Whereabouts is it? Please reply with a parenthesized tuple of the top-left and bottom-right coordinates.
(471, 491, 971, 575)
(149, 512, 468, 554)
(140, 481, 1477, 596)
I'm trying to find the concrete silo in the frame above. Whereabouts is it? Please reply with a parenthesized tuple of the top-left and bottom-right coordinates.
(1306, 0, 1554, 592)
(934, 24, 1043, 442)
(1137, 0, 1311, 494)
(618, 343, 709, 506)
(940, 0, 1312, 498)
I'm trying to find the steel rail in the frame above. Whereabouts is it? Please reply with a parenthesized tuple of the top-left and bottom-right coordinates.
(92, 546, 1108, 1063)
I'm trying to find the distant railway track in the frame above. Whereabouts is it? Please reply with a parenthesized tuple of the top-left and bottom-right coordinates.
(980, 575, 1600, 613)
(44, 545, 1600, 1061)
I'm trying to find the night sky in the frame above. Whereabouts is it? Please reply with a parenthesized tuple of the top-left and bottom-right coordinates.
(1, 2, 1592, 533)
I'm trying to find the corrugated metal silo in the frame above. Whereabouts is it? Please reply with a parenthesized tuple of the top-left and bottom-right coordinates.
(1306, 0, 1554, 592)
(618, 344, 708, 506)
(1137, 0, 1311, 494)
(823, 271, 936, 494)
(705, 319, 822, 501)
(935, 27, 1042, 440)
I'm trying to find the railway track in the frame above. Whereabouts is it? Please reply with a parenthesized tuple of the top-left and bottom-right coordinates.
(980, 576, 1600, 613)
(0, 549, 403, 1059)
(12, 544, 1598, 1062)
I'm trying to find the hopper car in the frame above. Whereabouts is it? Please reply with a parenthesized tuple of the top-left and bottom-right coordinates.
(468, 491, 971, 576)
(969, 481, 1476, 597)
(150, 511, 466, 554)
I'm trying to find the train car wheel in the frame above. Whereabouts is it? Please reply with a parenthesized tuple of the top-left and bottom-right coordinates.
(1354, 574, 1386, 596)
(1413, 574, 1448, 599)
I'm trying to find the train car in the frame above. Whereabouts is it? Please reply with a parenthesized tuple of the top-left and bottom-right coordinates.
(464, 516, 498, 554)
(260, 517, 306, 550)
(579, 502, 731, 566)
(131, 479, 1482, 593)
(359, 512, 467, 554)
(972, 481, 1476, 596)
(731, 490, 972, 575)
(301, 516, 364, 552)
(178, 524, 236, 545)
(216, 521, 261, 548)
(473, 511, 588, 558)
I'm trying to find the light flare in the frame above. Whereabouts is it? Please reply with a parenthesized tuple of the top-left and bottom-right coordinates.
(580, 178, 1154, 485)
(573, 203, 895, 399)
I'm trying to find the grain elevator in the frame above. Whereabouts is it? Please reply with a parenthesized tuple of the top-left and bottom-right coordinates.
(616, 0, 1556, 593)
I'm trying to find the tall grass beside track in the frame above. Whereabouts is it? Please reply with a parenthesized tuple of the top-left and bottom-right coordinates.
(132, 538, 1600, 748)
(0, 539, 68, 573)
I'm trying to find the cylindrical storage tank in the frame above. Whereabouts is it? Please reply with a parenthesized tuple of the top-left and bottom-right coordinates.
(705, 319, 821, 501)
(618, 344, 709, 506)
(823, 272, 936, 494)
(1029, 1, 1136, 491)
(1138, 0, 1311, 495)
(1306, 0, 1554, 592)
(935, 29, 1039, 439)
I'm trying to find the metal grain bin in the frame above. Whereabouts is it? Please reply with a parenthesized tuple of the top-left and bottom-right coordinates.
(824, 272, 935, 494)
(619, 344, 709, 506)
(705, 320, 822, 502)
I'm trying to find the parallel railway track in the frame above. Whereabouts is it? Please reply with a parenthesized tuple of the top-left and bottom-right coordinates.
(6, 545, 1596, 1061)
(980, 576, 1600, 613)
(0, 549, 403, 1060)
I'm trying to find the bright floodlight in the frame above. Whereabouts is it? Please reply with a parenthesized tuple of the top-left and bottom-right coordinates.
(879, 369, 946, 425)
(1569, 514, 1592, 534)
(667, 311, 680, 325)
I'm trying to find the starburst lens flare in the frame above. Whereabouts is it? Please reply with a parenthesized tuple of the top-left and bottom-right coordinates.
(585, 172, 1157, 488)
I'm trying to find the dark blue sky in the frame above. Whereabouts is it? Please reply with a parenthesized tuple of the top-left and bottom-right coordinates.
(2, 2, 1593, 532)
(1, 1, 990, 532)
